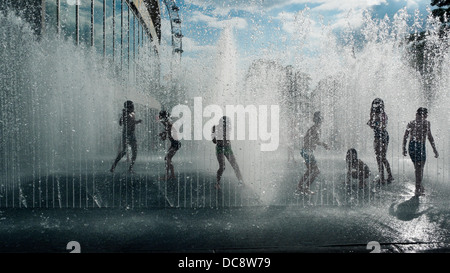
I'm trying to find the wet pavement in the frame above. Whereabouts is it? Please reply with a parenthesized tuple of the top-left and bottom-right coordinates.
(1, 202, 450, 253)
(0, 156, 449, 254)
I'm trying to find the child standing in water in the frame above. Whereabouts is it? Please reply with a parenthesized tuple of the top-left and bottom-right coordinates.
(110, 100, 142, 173)
(345, 148, 371, 189)
(212, 116, 244, 190)
(367, 98, 394, 184)
(295, 111, 330, 195)
(158, 110, 181, 180)
(402, 107, 439, 196)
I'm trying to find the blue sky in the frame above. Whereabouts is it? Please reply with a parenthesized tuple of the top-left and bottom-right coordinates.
(159, 0, 433, 63)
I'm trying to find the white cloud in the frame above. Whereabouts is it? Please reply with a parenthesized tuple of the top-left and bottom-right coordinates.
(273, 0, 394, 35)
(184, 0, 390, 35)
(182, 36, 216, 53)
(312, 0, 387, 12)
(328, 8, 366, 30)
(188, 11, 248, 30)
(186, 0, 264, 16)
(179, 0, 430, 61)
(391, 0, 429, 9)
(211, 17, 248, 29)
(189, 11, 217, 24)
(186, 0, 390, 13)
(274, 10, 315, 34)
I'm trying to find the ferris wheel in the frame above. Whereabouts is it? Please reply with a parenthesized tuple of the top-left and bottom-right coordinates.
(161, 0, 183, 56)
(135, 0, 182, 56)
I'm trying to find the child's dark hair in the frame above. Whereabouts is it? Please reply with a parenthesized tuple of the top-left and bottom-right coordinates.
(313, 111, 322, 124)
(124, 100, 134, 112)
(370, 98, 384, 114)
(416, 107, 428, 116)
(346, 148, 358, 164)
(159, 110, 170, 120)
(221, 116, 228, 125)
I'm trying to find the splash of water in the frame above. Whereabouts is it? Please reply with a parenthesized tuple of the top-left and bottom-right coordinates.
(1, 6, 448, 209)
(0, 9, 160, 208)
(181, 7, 449, 205)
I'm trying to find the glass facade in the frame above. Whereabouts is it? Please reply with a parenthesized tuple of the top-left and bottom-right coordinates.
(0, 0, 168, 208)
(41, 0, 163, 157)
(1, 0, 184, 105)
(41, 0, 160, 87)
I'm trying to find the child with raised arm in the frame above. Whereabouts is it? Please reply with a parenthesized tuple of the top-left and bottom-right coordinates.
(402, 107, 439, 196)
(367, 98, 394, 184)
(295, 111, 330, 195)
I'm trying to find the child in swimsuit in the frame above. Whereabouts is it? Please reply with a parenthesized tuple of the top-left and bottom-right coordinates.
(345, 148, 371, 189)
(159, 110, 181, 180)
(110, 100, 142, 173)
(402, 107, 439, 196)
(211, 116, 244, 190)
(295, 111, 330, 195)
(367, 98, 394, 184)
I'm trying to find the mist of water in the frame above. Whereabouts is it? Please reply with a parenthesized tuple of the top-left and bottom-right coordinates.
(176, 7, 449, 205)
(1, 6, 448, 208)
(0, 9, 161, 208)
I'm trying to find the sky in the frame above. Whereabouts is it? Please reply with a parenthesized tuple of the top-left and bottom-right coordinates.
(158, 0, 434, 66)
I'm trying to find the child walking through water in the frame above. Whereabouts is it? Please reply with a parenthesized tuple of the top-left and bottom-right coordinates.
(110, 100, 142, 173)
(367, 98, 394, 184)
(295, 111, 330, 195)
(158, 110, 181, 180)
(402, 107, 439, 196)
(212, 116, 244, 190)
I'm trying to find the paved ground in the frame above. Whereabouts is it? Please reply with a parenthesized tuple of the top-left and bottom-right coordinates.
(1, 155, 449, 254)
